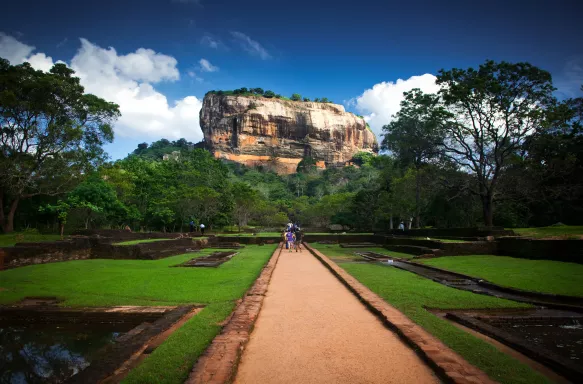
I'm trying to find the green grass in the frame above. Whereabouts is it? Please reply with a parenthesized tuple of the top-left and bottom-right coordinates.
(421, 255, 583, 297)
(114, 238, 175, 246)
(340, 263, 548, 384)
(309, 243, 415, 261)
(0, 245, 277, 383)
(513, 225, 583, 239)
(0, 232, 62, 247)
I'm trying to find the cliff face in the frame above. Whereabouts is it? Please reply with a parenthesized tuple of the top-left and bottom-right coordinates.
(199, 94, 378, 174)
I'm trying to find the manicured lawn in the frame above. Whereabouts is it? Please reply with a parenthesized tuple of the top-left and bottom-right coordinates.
(0, 245, 277, 383)
(340, 263, 547, 384)
(0, 232, 62, 247)
(421, 255, 583, 297)
(114, 238, 174, 246)
(513, 225, 583, 239)
(309, 243, 415, 260)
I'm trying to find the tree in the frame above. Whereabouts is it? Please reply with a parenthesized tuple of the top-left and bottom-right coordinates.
(291, 93, 302, 101)
(0, 59, 120, 232)
(231, 182, 259, 230)
(314, 98, 320, 102)
(264, 90, 276, 98)
(303, 97, 310, 102)
(351, 151, 375, 167)
(252, 88, 264, 95)
(382, 89, 445, 228)
(436, 60, 556, 226)
(320, 97, 331, 103)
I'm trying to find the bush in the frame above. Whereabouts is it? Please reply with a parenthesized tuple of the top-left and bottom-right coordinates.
(264, 90, 276, 98)
(291, 93, 302, 101)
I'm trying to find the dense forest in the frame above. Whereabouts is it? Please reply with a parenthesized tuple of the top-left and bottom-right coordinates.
(1, 58, 582, 233)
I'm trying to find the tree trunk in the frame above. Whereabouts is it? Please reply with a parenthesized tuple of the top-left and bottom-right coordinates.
(389, 214, 393, 230)
(415, 168, 421, 229)
(1, 197, 19, 233)
(481, 194, 494, 227)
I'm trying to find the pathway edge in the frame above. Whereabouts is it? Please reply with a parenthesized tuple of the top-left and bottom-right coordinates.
(185, 244, 283, 384)
(304, 242, 498, 384)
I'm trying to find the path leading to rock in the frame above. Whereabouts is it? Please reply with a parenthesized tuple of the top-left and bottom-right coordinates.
(234, 246, 439, 384)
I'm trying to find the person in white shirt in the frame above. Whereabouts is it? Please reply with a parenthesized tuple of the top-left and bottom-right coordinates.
(199, 223, 206, 235)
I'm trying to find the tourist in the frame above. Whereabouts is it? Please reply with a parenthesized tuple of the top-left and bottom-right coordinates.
(285, 230, 295, 252)
(282, 230, 288, 249)
(189, 220, 195, 233)
(294, 227, 303, 252)
(398, 222, 405, 231)
(199, 223, 206, 235)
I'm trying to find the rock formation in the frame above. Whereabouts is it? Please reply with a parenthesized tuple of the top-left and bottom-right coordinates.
(199, 93, 378, 174)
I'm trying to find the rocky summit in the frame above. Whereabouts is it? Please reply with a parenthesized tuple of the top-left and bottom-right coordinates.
(200, 93, 378, 174)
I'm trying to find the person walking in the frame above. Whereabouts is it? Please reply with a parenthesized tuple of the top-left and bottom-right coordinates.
(285, 230, 295, 252)
(189, 220, 195, 233)
(398, 222, 405, 231)
(199, 223, 205, 235)
(294, 227, 303, 252)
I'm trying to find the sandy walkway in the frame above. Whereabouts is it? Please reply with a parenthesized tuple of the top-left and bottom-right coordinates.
(234, 247, 439, 384)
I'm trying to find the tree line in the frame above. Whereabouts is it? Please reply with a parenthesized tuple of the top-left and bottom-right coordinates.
(1, 57, 581, 233)
(207, 88, 332, 103)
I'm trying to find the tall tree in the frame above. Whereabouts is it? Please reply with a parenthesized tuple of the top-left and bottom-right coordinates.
(0, 59, 120, 232)
(382, 89, 444, 228)
(436, 60, 556, 226)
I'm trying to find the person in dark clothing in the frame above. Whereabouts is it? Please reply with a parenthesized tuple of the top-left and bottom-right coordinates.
(189, 220, 195, 233)
(294, 227, 303, 252)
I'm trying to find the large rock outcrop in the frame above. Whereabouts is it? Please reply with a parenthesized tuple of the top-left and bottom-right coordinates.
(200, 93, 378, 174)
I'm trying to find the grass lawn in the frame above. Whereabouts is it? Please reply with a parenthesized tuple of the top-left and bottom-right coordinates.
(114, 238, 174, 246)
(0, 232, 62, 247)
(309, 243, 415, 261)
(0, 244, 277, 384)
(513, 225, 583, 239)
(421, 255, 583, 297)
(340, 263, 548, 384)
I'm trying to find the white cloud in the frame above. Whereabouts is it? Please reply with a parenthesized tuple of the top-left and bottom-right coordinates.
(188, 70, 204, 83)
(201, 35, 221, 49)
(199, 58, 218, 72)
(0, 33, 204, 142)
(0, 32, 35, 64)
(231, 31, 271, 60)
(351, 74, 440, 139)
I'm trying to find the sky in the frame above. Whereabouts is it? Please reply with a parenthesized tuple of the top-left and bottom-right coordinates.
(1, 0, 582, 160)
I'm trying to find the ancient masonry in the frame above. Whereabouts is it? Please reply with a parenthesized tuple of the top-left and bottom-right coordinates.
(199, 94, 378, 174)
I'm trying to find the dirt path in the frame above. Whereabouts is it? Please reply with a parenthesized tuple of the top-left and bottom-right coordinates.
(234, 247, 439, 384)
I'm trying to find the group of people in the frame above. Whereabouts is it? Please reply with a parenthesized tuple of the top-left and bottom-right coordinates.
(189, 220, 205, 235)
(283, 222, 303, 252)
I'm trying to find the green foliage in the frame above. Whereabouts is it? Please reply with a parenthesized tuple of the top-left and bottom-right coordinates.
(296, 156, 318, 173)
(290, 93, 302, 101)
(303, 97, 310, 102)
(320, 97, 331, 103)
(0, 58, 120, 233)
(264, 90, 276, 98)
(351, 151, 374, 166)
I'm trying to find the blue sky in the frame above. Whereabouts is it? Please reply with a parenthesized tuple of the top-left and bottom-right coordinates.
(1, 0, 582, 159)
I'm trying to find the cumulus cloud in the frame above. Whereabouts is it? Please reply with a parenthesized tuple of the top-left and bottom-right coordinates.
(199, 58, 218, 72)
(231, 31, 271, 60)
(0, 32, 204, 142)
(351, 74, 440, 140)
(0, 32, 35, 64)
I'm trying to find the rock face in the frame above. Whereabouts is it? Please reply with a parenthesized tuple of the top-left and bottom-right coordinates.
(200, 93, 378, 174)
